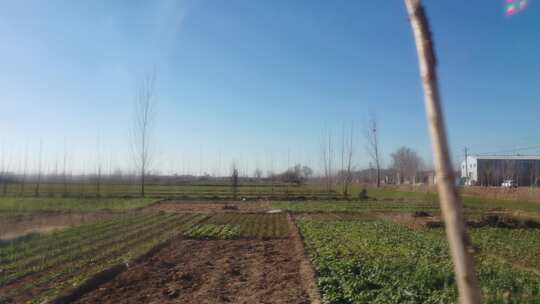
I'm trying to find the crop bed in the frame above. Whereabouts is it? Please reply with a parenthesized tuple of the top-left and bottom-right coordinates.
(0, 213, 206, 303)
(273, 201, 441, 214)
(298, 219, 540, 303)
(184, 213, 290, 239)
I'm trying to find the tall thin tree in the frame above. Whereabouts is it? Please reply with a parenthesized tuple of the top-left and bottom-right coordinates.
(34, 141, 43, 197)
(342, 124, 355, 198)
(320, 129, 334, 195)
(62, 142, 69, 197)
(131, 72, 157, 198)
(0, 145, 7, 196)
(96, 136, 102, 198)
(231, 162, 239, 200)
(365, 112, 382, 187)
(20, 145, 28, 196)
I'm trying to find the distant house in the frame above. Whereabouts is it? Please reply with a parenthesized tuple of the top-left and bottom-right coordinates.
(461, 155, 540, 187)
(417, 170, 436, 185)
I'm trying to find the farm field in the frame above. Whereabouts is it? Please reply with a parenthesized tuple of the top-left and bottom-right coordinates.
(298, 218, 540, 303)
(1, 193, 540, 303)
(4, 0, 540, 302)
(0, 213, 207, 303)
(0, 182, 337, 200)
(76, 212, 318, 304)
(0, 197, 157, 215)
(0, 208, 319, 304)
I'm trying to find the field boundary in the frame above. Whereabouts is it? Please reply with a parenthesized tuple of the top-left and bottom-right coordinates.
(288, 213, 322, 304)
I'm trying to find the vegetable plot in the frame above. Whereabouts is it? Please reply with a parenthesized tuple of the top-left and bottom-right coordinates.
(298, 219, 540, 303)
(0, 213, 206, 303)
(184, 213, 290, 239)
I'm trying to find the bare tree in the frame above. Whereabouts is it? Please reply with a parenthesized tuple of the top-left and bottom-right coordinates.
(20, 146, 28, 196)
(0, 146, 8, 196)
(405, 1, 481, 302)
(96, 136, 102, 198)
(253, 168, 263, 181)
(340, 125, 346, 189)
(342, 125, 354, 198)
(231, 162, 239, 200)
(320, 129, 334, 194)
(365, 112, 382, 187)
(131, 72, 157, 198)
(390, 146, 423, 184)
(62, 143, 69, 197)
(34, 141, 43, 197)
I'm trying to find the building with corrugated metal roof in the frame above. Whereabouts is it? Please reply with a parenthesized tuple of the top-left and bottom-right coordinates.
(461, 155, 540, 187)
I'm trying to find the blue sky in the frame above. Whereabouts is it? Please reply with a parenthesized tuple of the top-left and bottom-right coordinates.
(1, 0, 539, 175)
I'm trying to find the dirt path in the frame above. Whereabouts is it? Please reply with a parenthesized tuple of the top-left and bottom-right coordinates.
(77, 237, 313, 304)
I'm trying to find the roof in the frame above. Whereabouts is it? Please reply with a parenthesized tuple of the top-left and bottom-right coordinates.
(469, 155, 540, 160)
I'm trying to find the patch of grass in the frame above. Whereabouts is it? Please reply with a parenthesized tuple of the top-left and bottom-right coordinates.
(272, 200, 439, 213)
(0, 197, 157, 214)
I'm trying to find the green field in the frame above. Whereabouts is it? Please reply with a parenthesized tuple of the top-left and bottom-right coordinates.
(0, 182, 335, 200)
(0, 197, 157, 215)
(1, 185, 540, 303)
(298, 219, 540, 303)
(184, 213, 290, 239)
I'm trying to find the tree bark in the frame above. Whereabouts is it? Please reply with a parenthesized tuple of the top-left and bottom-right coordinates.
(404, 1, 481, 303)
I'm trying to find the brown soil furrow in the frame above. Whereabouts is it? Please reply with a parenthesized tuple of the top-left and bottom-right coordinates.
(77, 236, 314, 304)
(288, 214, 322, 304)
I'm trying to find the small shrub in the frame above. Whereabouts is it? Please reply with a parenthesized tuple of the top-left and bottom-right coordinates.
(359, 188, 368, 201)
(413, 211, 431, 218)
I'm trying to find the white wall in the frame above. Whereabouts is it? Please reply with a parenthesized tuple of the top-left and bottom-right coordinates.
(461, 156, 478, 182)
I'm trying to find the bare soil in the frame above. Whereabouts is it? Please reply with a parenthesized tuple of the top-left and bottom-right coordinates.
(145, 200, 273, 213)
(77, 238, 314, 304)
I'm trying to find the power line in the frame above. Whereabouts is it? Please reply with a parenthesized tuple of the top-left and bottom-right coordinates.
(475, 144, 540, 156)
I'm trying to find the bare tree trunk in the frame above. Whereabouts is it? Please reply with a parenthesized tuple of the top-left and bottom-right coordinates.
(231, 162, 239, 200)
(35, 141, 43, 197)
(343, 124, 354, 198)
(365, 112, 382, 187)
(1, 146, 7, 197)
(0, 147, 9, 196)
(132, 72, 157, 198)
(321, 130, 334, 196)
(96, 136, 102, 198)
(97, 164, 102, 198)
(20, 146, 28, 196)
(340, 124, 345, 194)
(404, 1, 481, 303)
(62, 145, 68, 197)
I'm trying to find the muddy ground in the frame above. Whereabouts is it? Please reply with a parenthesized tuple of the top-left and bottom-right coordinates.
(77, 237, 317, 304)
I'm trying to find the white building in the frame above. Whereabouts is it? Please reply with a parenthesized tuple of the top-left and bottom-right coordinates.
(461, 155, 540, 186)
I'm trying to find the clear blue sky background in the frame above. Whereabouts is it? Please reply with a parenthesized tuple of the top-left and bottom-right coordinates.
(1, 0, 539, 175)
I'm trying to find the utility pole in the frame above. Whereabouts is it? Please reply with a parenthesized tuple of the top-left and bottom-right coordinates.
(464, 147, 468, 183)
